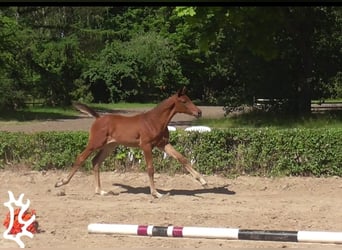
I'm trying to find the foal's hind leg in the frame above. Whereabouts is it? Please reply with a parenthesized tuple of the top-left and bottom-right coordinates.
(92, 143, 116, 195)
(55, 146, 93, 188)
(55, 128, 107, 189)
(160, 143, 208, 187)
(142, 145, 163, 198)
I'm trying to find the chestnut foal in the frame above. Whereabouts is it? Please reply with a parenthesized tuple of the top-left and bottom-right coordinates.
(55, 87, 207, 198)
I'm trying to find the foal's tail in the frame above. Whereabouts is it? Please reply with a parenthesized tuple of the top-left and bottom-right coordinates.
(73, 102, 100, 118)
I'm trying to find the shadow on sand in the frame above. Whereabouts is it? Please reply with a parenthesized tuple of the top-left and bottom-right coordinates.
(112, 183, 236, 196)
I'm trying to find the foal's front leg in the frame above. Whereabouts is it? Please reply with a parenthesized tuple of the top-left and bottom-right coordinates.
(142, 145, 163, 198)
(161, 143, 208, 187)
(92, 143, 115, 195)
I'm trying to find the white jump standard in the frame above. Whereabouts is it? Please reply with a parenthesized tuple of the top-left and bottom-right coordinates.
(88, 223, 342, 244)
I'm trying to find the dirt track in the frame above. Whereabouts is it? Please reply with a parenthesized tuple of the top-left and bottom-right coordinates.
(0, 106, 225, 133)
(0, 106, 342, 248)
(1, 170, 341, 248)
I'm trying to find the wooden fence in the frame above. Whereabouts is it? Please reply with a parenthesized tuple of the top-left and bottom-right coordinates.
(253, 98, 342, 113)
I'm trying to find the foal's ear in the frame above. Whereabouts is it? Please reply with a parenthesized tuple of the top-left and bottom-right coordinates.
(177, 86, 187, 97)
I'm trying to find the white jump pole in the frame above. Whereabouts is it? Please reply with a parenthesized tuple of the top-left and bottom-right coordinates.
(88, 223, 342, 244)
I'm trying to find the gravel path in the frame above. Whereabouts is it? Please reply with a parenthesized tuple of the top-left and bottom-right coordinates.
(0, 106, 225, 133)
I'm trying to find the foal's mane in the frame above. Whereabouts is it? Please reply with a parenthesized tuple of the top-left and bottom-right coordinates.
(146, 93, 177, 114)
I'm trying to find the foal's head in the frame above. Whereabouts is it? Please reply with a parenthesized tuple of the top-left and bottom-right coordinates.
(173, 87, 202, 118)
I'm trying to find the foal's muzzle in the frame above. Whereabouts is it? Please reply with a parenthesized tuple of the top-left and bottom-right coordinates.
(195, 110, 202, 118)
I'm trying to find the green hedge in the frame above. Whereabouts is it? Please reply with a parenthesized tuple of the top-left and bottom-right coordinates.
(0, 128, 341, 177)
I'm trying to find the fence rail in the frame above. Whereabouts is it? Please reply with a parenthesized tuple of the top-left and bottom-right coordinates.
(311, 102, 342, 113)
(253, 98, 342, 113)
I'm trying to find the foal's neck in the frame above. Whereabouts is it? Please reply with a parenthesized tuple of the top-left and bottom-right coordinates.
(145, 96, 176, 129)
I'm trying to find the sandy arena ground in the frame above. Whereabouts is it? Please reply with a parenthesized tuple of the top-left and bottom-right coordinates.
(0, 106, 341, 248)
(0, 171, 341, 248)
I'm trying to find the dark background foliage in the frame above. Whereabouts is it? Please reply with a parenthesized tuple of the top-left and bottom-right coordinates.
(0, 6, 341, 115)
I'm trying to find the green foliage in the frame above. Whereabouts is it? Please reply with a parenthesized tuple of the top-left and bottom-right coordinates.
(175, 7, 196, 17)
(1, 129, 341, 177)
(225, 128, 342, 177)
(29, 35, 85, 106)
(35, 132, 90, 169)
(0, 7, 341, 114)
(0, 132, 89, 170)
(0, 13, 34, 110)
(177, 7, 342, 113)
(84, 31, 187, 102)
(327, 72, 342, 99)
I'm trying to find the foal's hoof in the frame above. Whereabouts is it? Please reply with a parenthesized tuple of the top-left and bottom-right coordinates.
(199, 178, 208, 188)
(96, 190, 119, 196)
(201, 181, 209, 188)
(55, 180, 65, 188)
(151, 191, 168, 199)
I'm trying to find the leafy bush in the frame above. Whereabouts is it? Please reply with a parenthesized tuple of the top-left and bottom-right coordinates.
(83, 31, 188, 103)
(0, 128, 341, 177)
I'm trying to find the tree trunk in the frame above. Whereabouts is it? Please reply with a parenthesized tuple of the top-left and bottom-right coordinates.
(295, 44, 314, 115)
(292, 10, 314, 115)
(293, 81, 312, 115)
(285, 7, 315, 116)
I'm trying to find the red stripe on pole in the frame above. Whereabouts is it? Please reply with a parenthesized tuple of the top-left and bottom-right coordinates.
(137, 225, 148, 236)
(173, 226, 183, 237)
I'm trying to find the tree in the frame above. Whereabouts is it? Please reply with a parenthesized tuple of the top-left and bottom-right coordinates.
(27, 35, 84, 106)
(12, 7, 112, 106)
(1, 6, 340, 110)
(176, 7, 342, 114)
(0, 10, 35, 110)
(84, 31, 187, 103)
